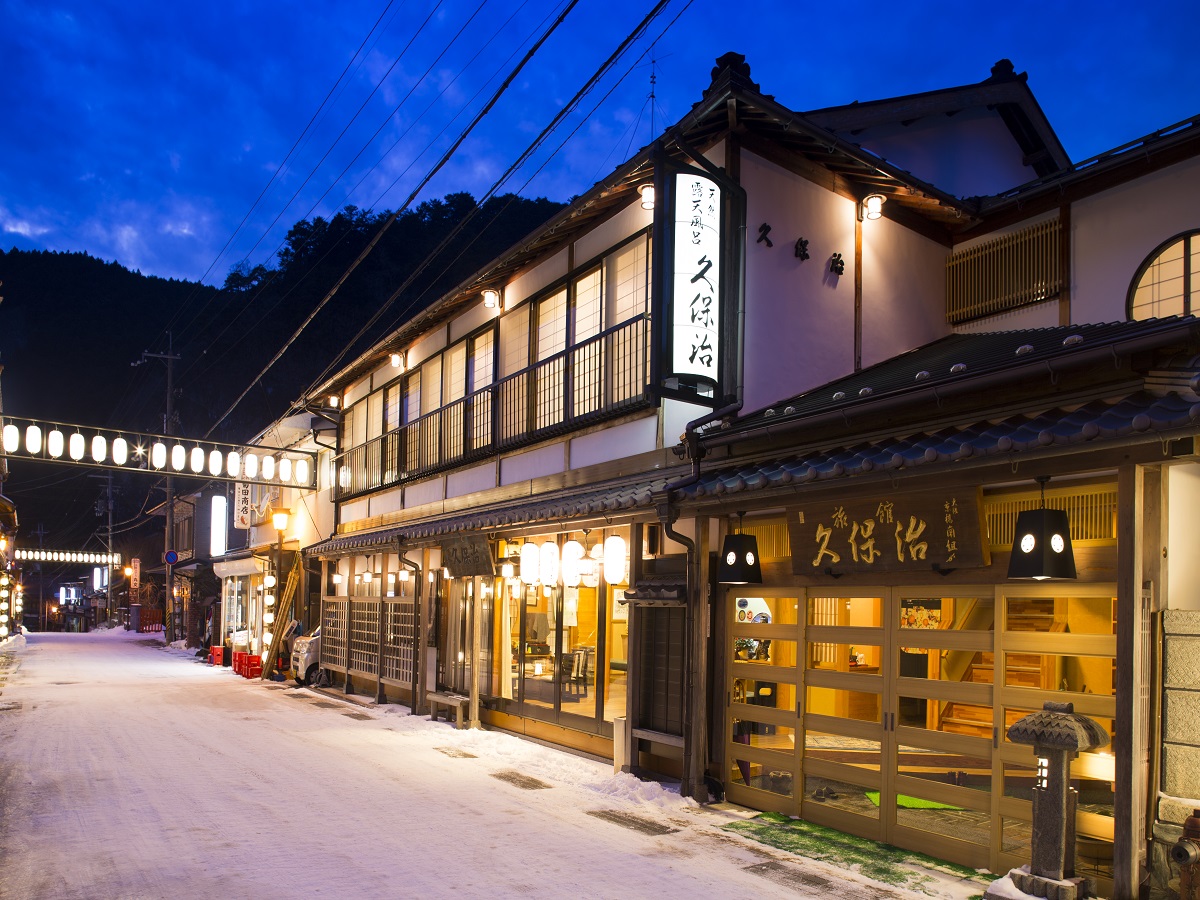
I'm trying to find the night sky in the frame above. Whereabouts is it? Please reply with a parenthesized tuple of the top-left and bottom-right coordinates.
(2, 0, 1196, 286)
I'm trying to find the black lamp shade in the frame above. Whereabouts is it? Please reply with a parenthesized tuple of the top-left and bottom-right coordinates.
(718, 533, 763, 584)
(1007, 508, 1077, 580)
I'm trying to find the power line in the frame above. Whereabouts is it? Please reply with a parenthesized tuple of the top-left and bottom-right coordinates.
(203, 0, 583, 438)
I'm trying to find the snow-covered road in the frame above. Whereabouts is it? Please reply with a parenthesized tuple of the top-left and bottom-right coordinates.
(0, 628, 985, 899)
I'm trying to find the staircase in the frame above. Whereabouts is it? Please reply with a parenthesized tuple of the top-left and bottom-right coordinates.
(938, 598, 1065, 737)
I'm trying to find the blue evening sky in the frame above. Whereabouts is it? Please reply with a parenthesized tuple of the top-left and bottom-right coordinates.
(1, 0, 1195, 284)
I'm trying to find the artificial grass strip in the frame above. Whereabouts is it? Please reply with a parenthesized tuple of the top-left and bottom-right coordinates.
(864, 791, 962, 810)
(722, 812, 991, 895)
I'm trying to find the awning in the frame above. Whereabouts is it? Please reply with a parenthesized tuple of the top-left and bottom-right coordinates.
(213, 555, 265, 578)
(304, 472, 680, 558)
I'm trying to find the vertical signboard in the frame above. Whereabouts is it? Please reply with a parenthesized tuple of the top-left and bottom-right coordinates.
(233, 482, 252, 530)
(670, 171, 722, 388)
(131, 558, 141, 595)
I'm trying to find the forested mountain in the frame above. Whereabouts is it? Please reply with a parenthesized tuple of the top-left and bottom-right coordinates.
(0, 191, 565, 549)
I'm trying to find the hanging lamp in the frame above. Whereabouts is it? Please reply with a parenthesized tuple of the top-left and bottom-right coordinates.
(718, 512, 763, 584)
(1007, 476, 1077, 580)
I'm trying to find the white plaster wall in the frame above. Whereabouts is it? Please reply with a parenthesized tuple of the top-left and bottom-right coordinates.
(343, 376, 370, 407)
(500, 442, 565, 485)
(1168, 463, 1200, 611)
(446, 461, 496, 499)
(860, 217, 949, 369)
(505, 247, 568, 308)
(852, 110, 1036, 199)
(954, 299, 1061, 333)
(449, 301, 496, 343)
(569, 416, 657, 470)
(574, 199, 651, 265)
(403, 477, 444, 509)
(368, 486, 407, 518)
(1073, 155, 1200, 324)
(340, 497, 369, 522)
(408, 325, 448, 368)
(662, 398, 698, 450)
(740, 150, 856, 412)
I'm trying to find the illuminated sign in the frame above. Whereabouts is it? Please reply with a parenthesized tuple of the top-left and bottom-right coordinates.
(0, 416, 317, 489)
(670, 172, 721, 385)
(15, 549, 122, 565)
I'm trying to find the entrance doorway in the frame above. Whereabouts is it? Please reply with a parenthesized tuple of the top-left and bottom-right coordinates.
(723, 584, 1118, 886)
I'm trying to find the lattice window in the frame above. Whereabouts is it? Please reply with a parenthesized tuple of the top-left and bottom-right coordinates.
(381, 599, 416, 685)
(984, 484, 1118, 549)
(321, 599, 348, 670)
(348, 600, 380, 676)
(946, 218, 1061, 324)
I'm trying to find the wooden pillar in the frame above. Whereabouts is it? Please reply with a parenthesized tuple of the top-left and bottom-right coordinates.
(624, 523, 644, 773)
(469, 576, 482, 729)
(686, 516, 711, 802)
(1114, 464, 1139, 899)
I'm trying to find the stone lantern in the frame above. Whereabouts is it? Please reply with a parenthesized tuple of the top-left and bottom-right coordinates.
(989, 700, 1109, 900)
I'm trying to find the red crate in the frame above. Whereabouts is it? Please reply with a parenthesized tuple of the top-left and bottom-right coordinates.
(209, 646, 224, 666)
(245, 657, 263, 679)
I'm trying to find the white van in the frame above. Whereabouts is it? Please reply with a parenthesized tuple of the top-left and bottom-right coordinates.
(291, 626, 321, 686)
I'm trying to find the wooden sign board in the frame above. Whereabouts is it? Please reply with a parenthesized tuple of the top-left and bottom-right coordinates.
(786, 488, 988, 576)
(442, 536, 495, 578)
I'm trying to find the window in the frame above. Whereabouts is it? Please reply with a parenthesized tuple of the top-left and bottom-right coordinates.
(1128, 230, 1200, 319)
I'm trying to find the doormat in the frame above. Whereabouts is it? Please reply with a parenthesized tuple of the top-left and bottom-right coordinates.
(586, 809, 678, 836)
(722, 812, 991, 896)
(490, 769, 552, 791)
(865, 791, 962, 810)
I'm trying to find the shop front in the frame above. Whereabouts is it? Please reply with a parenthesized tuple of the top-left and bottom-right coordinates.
(715, 477, 1126, 894)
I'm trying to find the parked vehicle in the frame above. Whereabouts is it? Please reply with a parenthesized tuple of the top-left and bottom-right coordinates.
(291, 626, 321, 686)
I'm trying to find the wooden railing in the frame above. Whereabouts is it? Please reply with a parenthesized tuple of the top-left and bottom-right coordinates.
(334, 315, 651, 500)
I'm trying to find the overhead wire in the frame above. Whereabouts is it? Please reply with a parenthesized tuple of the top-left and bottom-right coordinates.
(179, 0, 525, 390)
(297, 0, 686, 398)
(203, 0, 583, 438)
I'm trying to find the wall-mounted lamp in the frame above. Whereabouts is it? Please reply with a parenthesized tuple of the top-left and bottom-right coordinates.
(327, 395, 340, 409)
(859, 193, 886, 221)
(482, 289, 501, 310)
(390, 352, 405, 370)
(1007, 476, 1077, 580)
(718, 512, 763, 584)
(638, 183, 655, 210)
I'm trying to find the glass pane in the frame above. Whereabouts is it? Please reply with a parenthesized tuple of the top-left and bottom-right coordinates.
(1004, 652, 1114, 694)
(733, 594, 798, 626)
(604, 576, 629, 723)
(807, 595, 881, 626)
(898, 646, 988, 682)
(1076, 837, 1114, 880)
(899, 596, 993, 632)
(608, 236, 648, 324)
(574, 268, 602, 341)
(735, 638, 797, 667)
(537, 289, 567, 360)
(803, 773, 879, 819)
(897, 744, 992, 793)
(807, 642, 881, 674)
(804, 730, 881, 772)
(1004, 595, 1114, 635)
(561, 583, 597, 714)
(519, 585, 556, 711)
(806, 685, 880, 723)
(729, 757, 794, 798)
(896, 796, 989, 847)
(1002, 759, 1038, 802)
(734, 677, 796, 713)
(732, 717, 796, 751)
(900, 694, 991, 735)
(1001, 816, 1032, 856)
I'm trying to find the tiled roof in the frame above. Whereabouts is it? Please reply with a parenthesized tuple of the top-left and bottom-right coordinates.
(725, 317, 1199, 432)
(622, 576, 686, 605)
(304, 473, 678, 557)
(682, 390, 1199, 501)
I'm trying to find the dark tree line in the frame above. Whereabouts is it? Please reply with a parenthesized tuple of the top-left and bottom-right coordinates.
(0, 191, 565, 549)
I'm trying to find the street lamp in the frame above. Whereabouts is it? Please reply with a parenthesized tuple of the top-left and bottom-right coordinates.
(263, 507, 290, 670)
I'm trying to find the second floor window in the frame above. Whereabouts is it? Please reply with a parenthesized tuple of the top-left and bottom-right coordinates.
(1129, 230, 1200, 320)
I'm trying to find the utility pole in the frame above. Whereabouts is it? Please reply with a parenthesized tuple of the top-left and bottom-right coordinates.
(135, 335, 181, 642)
(91, 473, 116, 623)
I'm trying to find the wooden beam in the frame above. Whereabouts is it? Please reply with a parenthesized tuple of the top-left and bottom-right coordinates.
(1114, 464, 1137, 900)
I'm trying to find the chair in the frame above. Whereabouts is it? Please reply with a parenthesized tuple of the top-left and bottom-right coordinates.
(569, 648, 589, 698)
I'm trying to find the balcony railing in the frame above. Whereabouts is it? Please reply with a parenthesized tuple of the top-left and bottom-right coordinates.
(946, 218, 1061, 324)
(334, 315, 651, 500)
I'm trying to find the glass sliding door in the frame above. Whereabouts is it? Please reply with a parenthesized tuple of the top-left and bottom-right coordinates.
(725, 589, 802, 813)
